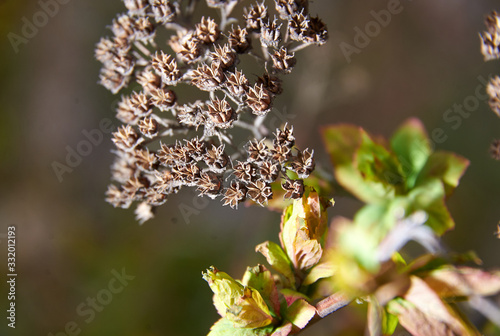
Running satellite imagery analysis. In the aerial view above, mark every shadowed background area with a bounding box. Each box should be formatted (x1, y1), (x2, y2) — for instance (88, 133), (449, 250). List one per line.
(0, 0), (499, 335)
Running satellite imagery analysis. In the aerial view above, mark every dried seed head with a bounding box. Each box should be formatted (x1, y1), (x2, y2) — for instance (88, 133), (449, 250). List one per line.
(124, 0), (149, 16)
(195, 17), (220, 44)
(206, 0), (233, 8)
(490, 139), (500, 160)
(225, 69), (249, 96)
(137, 67), (162, 93)
(135, 202), (155, 224)
(130, 91), (152, 117)
(257, 73), (282, 95)
(211, 44), (238, 69)
(144, 187), (168, 206)
(112, 125), (140, 152)
(247, 139), (269, 163)
(246, 84), (272, 115)
(191, 63), (225, 91)
(111, 14), (135, 40)
(275, 0), (308, 19)
(281, 178), (304, 199)
(106, 184), (133, 208)
(259, 160), (280, 182)
(150, 0), (177, 24)
(184, 137), (207, 160)
(228, 26), (252, 53)
(244, 1), (268, 31)
(123, 175), (150, 198)
(151, 51), (181, 85)
(233, 161), (256, 183)
(260, 17), (282, 48)
(481, 12), (500, 61)
(138, 117), (159, 138)
(222, 181), (247, 209)
(176, 101), (206, 127)
(303, 16), (328, 45)
(271, 47), (296, 74)
(172, 163), (201, 185)
(290, 148), (315, 178)
(288, 11), (309, 41)
(207, 97), (234, 128)
(271, 143), (291, 164)
(247, 180), (272, 206)
(197, 171), (223, 198)
(116, 95), (140, 124)
(178, 34), (204, 64)
(132, 17), (156, 42)
(205, 144), (229, 172)
(95, 37), (116, 64)
(110, 53), (135, 76)
(150, 88), (176, 111)
(99, 66), (130, 94)
(111, 151), (136, 184)
(274, 124), (295, 148)
(487, 77), (500, 117)
(134, 148), (158, 171)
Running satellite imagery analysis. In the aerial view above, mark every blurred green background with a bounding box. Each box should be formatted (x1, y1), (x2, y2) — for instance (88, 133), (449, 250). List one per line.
(0, 0), (499, 335)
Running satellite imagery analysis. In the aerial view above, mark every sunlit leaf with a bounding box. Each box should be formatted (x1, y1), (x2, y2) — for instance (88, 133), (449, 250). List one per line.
(208, 318), (274, 336)
(242, 265), (281, 316)
(302, 262), (336, 286)
(283, 299), (317, 329)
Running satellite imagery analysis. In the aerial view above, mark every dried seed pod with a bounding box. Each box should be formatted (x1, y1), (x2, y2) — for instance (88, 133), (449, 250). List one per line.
(184, 137), (207, 160)
(303, 16), (328, 45)
(228, 26), (252, 53)
(233, 161), (256, 183)
(150, 0), (177, 24)
(95, 37), (116, 64)
(207, 97), (234, 129)
(281, 178), (304, 200)
(176, 101), (206, 127)
(205, 144), (229, 172)
(487, 77), (500, 117)
(134, 148), (158, 171)
(288, 11), (309, 41)
(135, 202), (155, 224)
(270, 143), (291, 164)
(222, 181), (247, 209)
(99, 66), (130, 94)
(271, 47), (296, 74)
(116, 95), (140, 124)
(244, 1), (268, 32)
(289, 148), (315, 178)
(247, 180), (272, 206)
(247, 139), (269, 163)
(246, 84), (272, 115)
(144, 187), (168, 206)
(195, 17), (220, 44)
(133, 17), (156, 42)
(106, 184), (133, 208)
(151, 51), (181, 85)
(275, 0), (308, 19)
(111, 14), (135, 40)
(259, 160), (280, 183)
(137, 67), (162, 93)
(491, 139), (500, 160)
(150, 88), (176, 111)
(191, 63), (225, 91)
(172, 163), (201, 185)
(124, 0), (149, 16)
(225, 70), (249, 97)
(130, 91), (152, 117)
(178, 34), (204, 64)
(260, 17), (281, 48)
(123, 176), (150, 198)
(257, 73), (282, 95)
(274, 124), (295, 148)
(112, 125), (140, 152)
(197, 171), (223, 198)
(138, 117), (159, 138)
(481, 11), (500, 61)
(211, 44), (238, 69)
(111, 150), (137, 184)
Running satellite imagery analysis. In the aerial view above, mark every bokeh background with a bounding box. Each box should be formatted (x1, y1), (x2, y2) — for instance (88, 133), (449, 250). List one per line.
(1, 0), (500, 335)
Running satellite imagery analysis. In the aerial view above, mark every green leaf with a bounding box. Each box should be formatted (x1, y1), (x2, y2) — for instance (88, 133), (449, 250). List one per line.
(415, 151), (469, 197)
(280, 288), (310, 307)
(390, 118), (432, 190)
(302, 262), (336, 286)
(367, 298), (398, 336)
(208, 318), (274, 336)
(255, 241), (295, 287)
(242, 265), (281, 317)
(283, 299), (317, 329)
(322, 125), (396, 203)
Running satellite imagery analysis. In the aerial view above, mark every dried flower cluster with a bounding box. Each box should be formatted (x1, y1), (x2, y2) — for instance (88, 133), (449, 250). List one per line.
(96, 0), (327, 222)
(480, 11), (500, 160)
